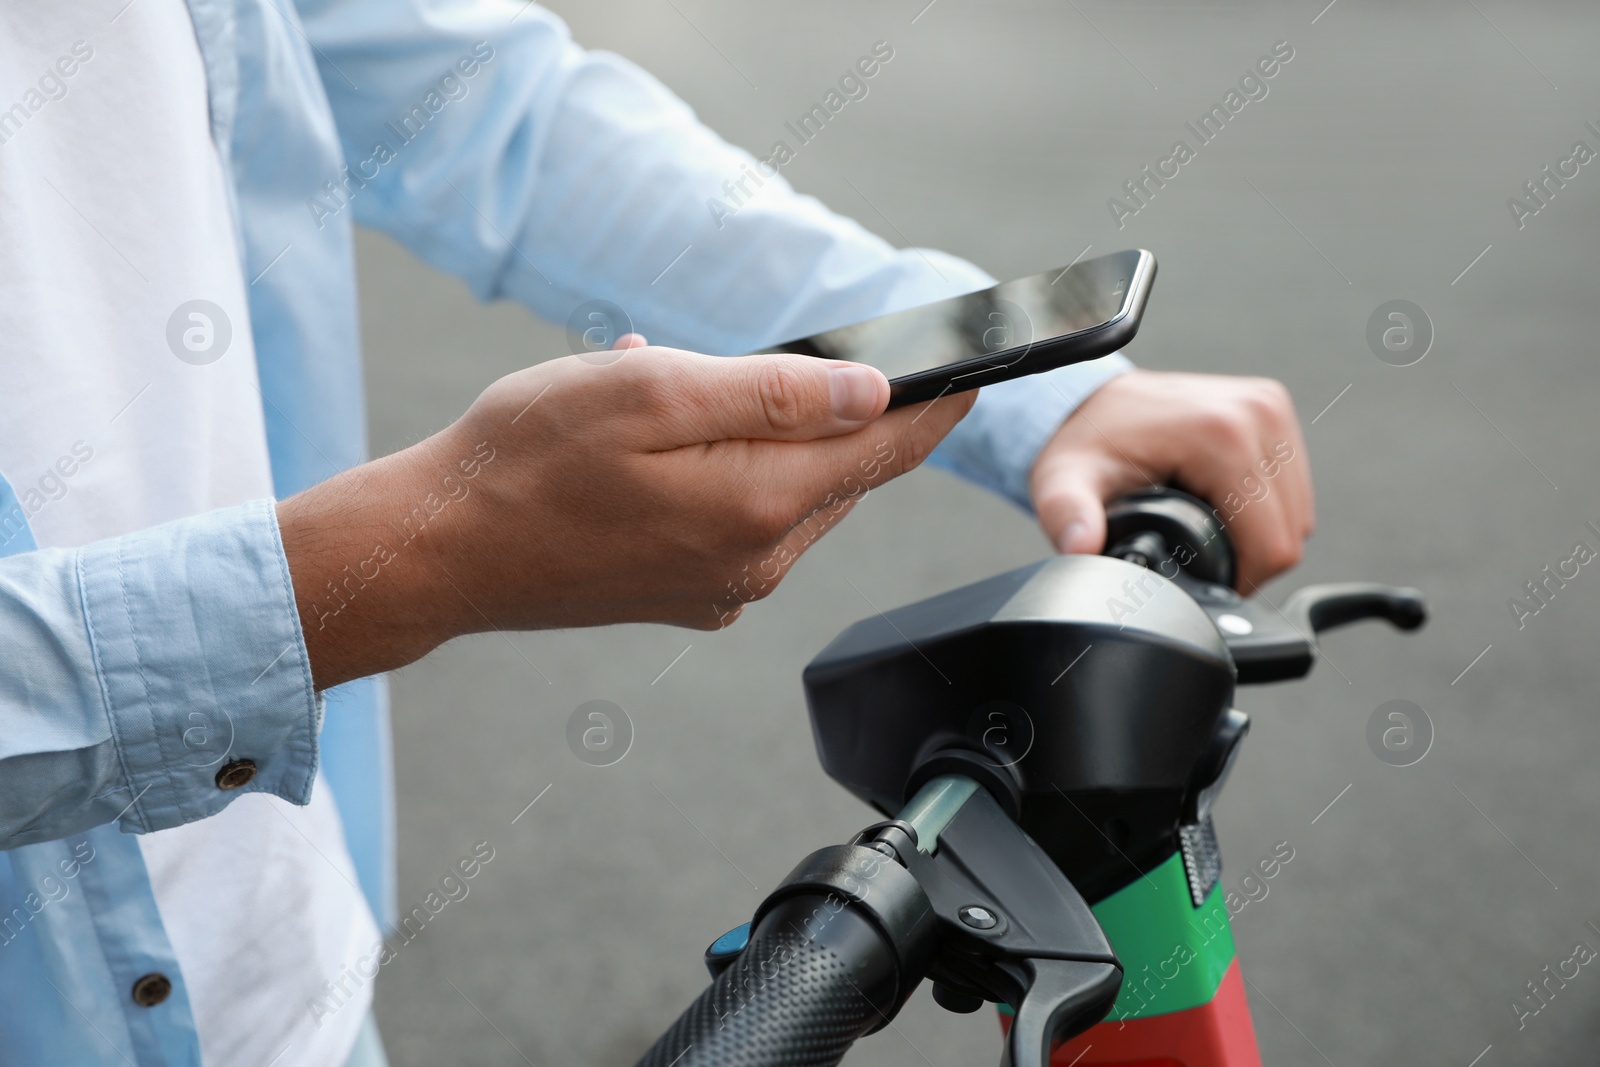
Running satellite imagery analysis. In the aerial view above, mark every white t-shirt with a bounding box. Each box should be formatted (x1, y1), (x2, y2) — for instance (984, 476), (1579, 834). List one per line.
(0, 2), (378, 1063)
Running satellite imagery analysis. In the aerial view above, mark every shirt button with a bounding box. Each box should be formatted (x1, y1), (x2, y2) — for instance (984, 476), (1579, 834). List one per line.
(214, 759), (257, 790)
(131, 973), (172, 1007)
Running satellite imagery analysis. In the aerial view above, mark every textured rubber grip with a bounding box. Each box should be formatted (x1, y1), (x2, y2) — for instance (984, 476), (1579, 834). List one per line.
(635, 902), (897, 1067)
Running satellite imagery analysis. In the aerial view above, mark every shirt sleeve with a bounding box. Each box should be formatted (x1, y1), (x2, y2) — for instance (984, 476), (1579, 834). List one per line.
(295, 0), (1131, 509)
(0, 500), (321, 849)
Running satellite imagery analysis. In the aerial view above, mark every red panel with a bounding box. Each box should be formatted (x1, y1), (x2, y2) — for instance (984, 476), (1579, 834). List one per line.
(999, 958), (1262, 1067)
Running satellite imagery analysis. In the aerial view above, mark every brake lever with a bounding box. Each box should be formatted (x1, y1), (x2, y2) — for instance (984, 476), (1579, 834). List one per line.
(1285, 581), (1428, 634)
(1177, 575), (1427, 684)
(997, 958), (1128, 1067)
(894, 784), (1122, 1067)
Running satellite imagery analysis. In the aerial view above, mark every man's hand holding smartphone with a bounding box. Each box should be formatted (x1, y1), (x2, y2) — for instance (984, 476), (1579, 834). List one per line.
(276, 343), (974, 690)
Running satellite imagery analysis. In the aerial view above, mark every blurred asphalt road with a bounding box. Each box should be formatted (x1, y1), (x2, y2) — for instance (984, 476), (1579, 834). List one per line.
(358, 2), (1600, 1063)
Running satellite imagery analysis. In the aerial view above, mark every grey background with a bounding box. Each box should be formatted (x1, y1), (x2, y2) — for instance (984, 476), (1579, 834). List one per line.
(358, 2), (1600, 1064)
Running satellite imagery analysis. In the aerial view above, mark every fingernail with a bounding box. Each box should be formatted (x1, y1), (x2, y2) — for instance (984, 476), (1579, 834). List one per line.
(829, 366), (881, 421)
(1058, 521), (1088, 554)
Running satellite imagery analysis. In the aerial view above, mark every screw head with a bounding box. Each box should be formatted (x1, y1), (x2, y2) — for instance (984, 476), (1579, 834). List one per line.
(958, 905), (998, 930)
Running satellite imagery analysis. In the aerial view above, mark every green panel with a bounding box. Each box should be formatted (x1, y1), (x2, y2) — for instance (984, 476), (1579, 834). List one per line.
(1092, 851), (1236, 1021)
(994, 851), (1236, 1022)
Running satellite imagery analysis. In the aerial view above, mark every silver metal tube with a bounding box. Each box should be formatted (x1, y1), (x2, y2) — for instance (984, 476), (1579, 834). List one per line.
(895, 774), (980, 854)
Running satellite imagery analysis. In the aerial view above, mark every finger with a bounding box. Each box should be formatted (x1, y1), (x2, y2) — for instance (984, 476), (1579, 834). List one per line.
(1189, 450), (1302, 589)
(782, 385), (978, 492)
(1253, 382), (1314, 546)
(1036, 443), (1167, 555)
(1031, 447), (1121, 554)
(772, 389), (979, 561)
(613, 332), (649, 350)
(1281, 413), (1315, 539)
(1234, 493), (1299, 588)
(658, 390), (977, 629)
(1231, 415), (1312, 586)
(1036, 482), (1108, 555)
(1272, 437), (1312, 544)
(647, 349), (891, 445)
(1247, 382), (1313, 545)
(673, 387), (977, 548)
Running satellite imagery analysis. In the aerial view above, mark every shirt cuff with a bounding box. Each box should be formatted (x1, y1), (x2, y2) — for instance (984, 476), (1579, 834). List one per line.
(78, 499), (322, 833)
(929, 353), (1135, 511)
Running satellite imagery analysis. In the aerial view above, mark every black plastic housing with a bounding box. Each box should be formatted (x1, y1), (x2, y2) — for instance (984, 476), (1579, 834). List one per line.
(803, 554), (1235, 901)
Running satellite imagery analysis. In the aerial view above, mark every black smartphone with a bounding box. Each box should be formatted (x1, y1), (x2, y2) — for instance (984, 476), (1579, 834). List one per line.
(759, 248), (1155, 409)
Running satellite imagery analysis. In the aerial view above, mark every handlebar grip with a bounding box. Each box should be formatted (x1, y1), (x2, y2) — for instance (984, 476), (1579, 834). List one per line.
(1104, 487), (1237, 588)
(634, 896), (902, 1067)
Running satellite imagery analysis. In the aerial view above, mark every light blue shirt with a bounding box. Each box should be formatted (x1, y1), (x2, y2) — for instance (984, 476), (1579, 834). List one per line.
(0, 1), (1129, 1061)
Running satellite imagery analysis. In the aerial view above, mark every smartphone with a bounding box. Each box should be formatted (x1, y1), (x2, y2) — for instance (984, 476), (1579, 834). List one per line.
(759, 248), (1156, 408)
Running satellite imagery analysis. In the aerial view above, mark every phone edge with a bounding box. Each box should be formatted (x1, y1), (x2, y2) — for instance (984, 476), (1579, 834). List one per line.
(884, 249), (1157, 409)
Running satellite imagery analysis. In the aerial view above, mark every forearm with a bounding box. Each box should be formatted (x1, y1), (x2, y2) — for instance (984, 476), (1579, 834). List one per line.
(299, 3), (990, 350)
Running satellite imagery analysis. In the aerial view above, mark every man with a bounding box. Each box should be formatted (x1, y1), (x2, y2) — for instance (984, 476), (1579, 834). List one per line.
(0, 1), (1312, 1064)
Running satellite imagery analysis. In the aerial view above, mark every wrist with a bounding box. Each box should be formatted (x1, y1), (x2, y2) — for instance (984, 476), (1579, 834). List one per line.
(277, 433), (472, 689)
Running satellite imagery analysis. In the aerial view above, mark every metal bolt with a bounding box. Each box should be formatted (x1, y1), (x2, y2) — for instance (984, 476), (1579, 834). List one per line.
(958, 905), (998, 930)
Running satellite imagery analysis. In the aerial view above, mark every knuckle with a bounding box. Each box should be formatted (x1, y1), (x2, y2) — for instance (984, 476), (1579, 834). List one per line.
(1244, 378), (1293, 422)
(588, 359), (665, 427)
(1263, 378), (1294, 406)
(1197, 405), (1254, 455)
(754, 362), (809, 434)
(628, 358), (678, 414)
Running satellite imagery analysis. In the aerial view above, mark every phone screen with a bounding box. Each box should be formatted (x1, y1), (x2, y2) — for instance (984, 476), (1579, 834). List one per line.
(766, 249), (1144, 381)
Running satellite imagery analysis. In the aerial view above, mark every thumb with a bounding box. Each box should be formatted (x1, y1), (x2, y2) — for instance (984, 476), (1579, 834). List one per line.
(655, 350), (890, 445)
(1033, 473), (1109, 556)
